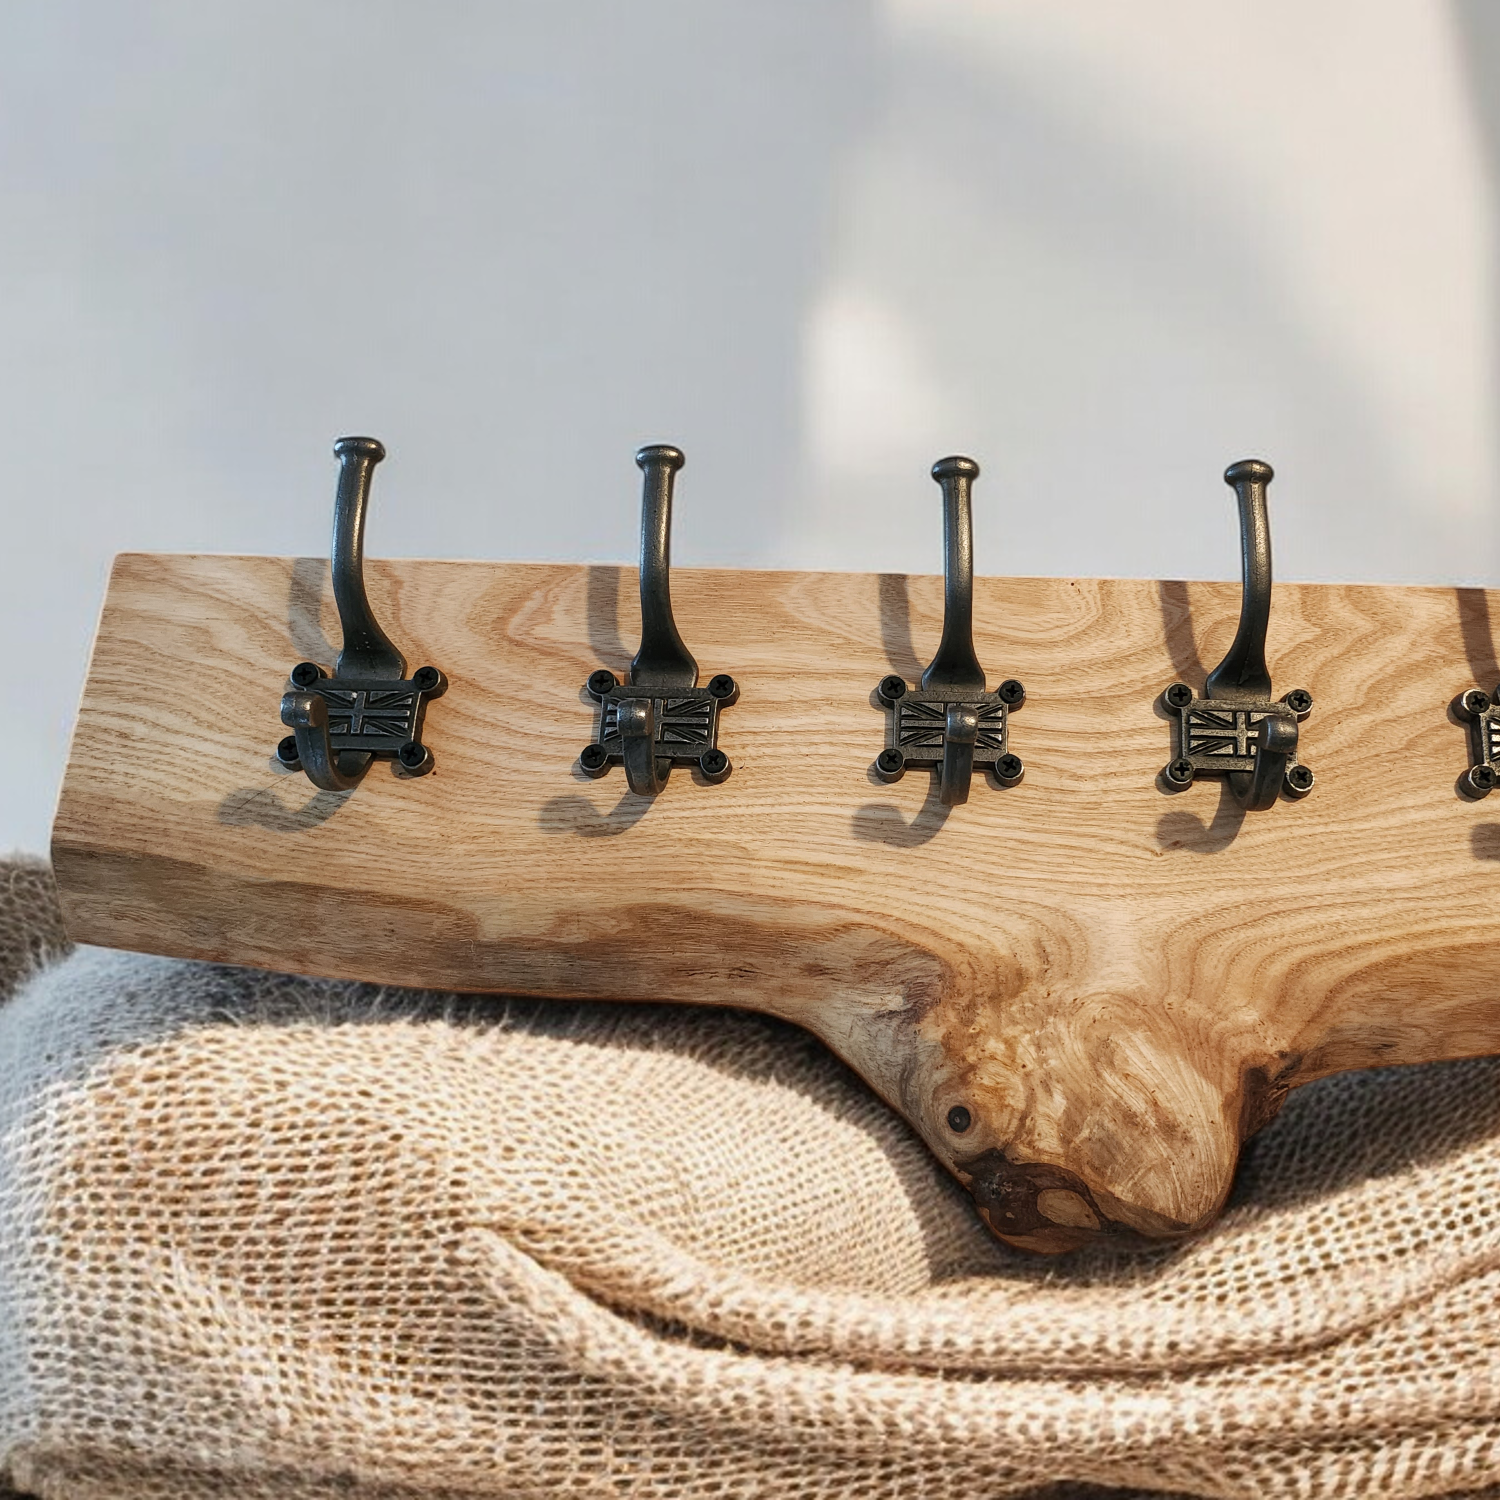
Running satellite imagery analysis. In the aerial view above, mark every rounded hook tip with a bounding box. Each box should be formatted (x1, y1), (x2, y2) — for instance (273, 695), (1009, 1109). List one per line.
(932, 454), (980, 482)
(1224, 458), (1273, 487)
(334, 436), (387, 464)
(636, 444), (685, 472)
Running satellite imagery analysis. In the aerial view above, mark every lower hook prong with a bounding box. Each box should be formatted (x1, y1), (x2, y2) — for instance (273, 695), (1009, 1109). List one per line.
(939, 703), (979, 806)
(1233, 710), (1298, 812)
(280, 691), (371, 792)
(618, 697), (669, 796)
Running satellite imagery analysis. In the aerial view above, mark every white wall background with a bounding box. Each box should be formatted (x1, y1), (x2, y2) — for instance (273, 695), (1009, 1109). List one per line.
(2, 0), (1499, 853)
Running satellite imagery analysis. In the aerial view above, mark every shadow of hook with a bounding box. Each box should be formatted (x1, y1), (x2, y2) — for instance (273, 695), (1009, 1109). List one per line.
(1155, 779), (1248, 853)
(1157, 578), (1209, 685)
(851, 764), (955, 848)
(217, 777), (354, 832)
(877, 572), (922, 681)
(1456, 587), (1500, 695)
(538, 788), (659, 837)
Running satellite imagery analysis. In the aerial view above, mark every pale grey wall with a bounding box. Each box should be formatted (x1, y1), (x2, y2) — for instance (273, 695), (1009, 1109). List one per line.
(1, 1), (1497, 852)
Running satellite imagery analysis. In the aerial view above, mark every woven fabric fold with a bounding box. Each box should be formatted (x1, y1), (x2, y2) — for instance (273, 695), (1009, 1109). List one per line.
(0, 865), (1498, 1498)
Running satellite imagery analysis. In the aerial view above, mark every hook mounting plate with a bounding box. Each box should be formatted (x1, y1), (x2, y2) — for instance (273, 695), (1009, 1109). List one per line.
(580, 669), (738, 792)
(874, 675), (1024, 797)
(278, 662), (448, 784)
(1161, 684), (1314, 799)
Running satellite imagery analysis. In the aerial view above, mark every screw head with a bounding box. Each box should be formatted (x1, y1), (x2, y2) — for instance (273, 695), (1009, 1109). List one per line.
(1462, 688), (1492, 720)
(1166, 758), (1195, 786)
(579, 742), (609, 777)
(412, 665), (445, 694)
(397, 740), (432, 775)
(996, 753), (1024, 785)
(1468, 764), (1497, 797)
(1165, 683), (1194, 709)
(1285, 764), (1315, 795)
(276, 735), (300, 766)
(998, 678), (1025, 706)
(878, 675), (907, 704)
(698, 746), (731, 782)
(1284, 688), (1313, 715)
(290, 661), (324, 689)
(875, 747), (906, 781)
(586, 669), (618, 699)
(708, 673), (737, 701)
(947, 1104), (972, 1133)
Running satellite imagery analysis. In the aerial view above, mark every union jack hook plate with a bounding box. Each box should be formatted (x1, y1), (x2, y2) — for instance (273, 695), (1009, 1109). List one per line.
(1161, 682), (1314, 796)
(872, 674), (1025, 805)
(579, 669), (739, 794)
(277, 661), (448, 782)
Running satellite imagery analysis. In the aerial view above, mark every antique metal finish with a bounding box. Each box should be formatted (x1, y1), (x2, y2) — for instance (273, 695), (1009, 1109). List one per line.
(580, 446), (738, 795)
(630, 445), (699, 691)
(1160, 460), (1312, 809)
(1454, 687), (1500, 797)
(874, 456), (1024, 806)
(277, 437), (447, 791)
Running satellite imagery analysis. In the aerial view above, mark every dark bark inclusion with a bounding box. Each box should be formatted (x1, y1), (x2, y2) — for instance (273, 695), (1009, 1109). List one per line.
(955, 1148), (1135, 1240)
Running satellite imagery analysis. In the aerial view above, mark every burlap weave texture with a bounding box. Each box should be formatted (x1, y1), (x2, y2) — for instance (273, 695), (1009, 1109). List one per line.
(0, 860), (1498, 1499)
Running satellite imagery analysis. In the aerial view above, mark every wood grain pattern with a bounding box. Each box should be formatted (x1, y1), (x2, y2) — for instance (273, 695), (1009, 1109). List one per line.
(51, 553), (1500, 1252)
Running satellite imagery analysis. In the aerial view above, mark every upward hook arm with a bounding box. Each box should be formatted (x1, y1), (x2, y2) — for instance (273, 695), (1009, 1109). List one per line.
(330, 437), (407, 681)
(630, 445), (698, 691)
(922, 456), (987, 692)
(1204, 459), (1274, 703)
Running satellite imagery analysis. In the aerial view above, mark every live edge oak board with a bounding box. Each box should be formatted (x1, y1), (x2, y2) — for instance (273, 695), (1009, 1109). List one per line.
(52, 554), (1500, 1253)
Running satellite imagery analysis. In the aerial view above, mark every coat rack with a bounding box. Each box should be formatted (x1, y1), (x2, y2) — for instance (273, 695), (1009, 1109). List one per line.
(48, 437), (1500, 1257)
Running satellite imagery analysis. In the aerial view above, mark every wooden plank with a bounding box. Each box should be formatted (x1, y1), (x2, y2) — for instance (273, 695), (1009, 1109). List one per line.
(51, 553), (1500, 1252)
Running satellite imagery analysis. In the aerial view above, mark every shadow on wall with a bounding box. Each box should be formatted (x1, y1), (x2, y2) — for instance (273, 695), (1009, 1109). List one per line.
(794, 8), (1482, 584)
(1453, 0), (1500, 582)
(1453, 0), (1500, 230)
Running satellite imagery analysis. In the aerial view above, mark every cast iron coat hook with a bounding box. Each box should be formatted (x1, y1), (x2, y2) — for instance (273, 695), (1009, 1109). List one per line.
(276, 437), (447, 791)
(1160, 460), (1312, 809)
(580, 446), (738, 796)
(873, 456), (1024, 806)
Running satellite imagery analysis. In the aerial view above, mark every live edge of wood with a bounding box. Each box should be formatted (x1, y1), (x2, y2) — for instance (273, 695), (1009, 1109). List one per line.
(52, 553), (1500, 1252)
